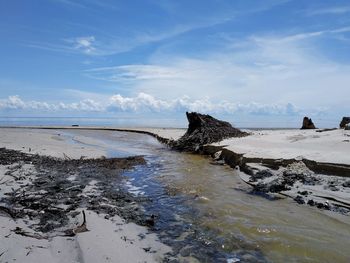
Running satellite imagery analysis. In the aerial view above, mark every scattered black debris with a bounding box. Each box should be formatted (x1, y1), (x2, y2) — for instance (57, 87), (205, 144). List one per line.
(297, 190), (309, 196)
(143, 247), (151, 252)
(0, 147), (149, 236)
(294, 195), (305, 204)
(343, 181), (350, 188)
(307, 199), (315, 206)
(253, 178), (291, 193)
(250, 170), (274, 182)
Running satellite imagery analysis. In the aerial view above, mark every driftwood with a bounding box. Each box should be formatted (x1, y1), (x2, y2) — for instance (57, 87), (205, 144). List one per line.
(316, 128), (337, 133)
(10, 211), (89, 239)
(0, 175), (6, 183)
(73, 210), (88, 234)
(63, 210), (88, 236)
(13, 227), (48, 240)
(63, 153), (72, 160)
(171, 112), (247, 152)
(0, 206), (17, 219)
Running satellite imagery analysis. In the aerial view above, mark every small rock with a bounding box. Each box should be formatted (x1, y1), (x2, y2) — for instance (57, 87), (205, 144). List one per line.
(316, 202), (324, 209)
(298, 190), (308, 196)
(328, 185), (339, 191)
(253, 170), (274, 180)
(294, 195), (305, 204)
(307, 199), (315, 206)
(342, 181), (350, 188)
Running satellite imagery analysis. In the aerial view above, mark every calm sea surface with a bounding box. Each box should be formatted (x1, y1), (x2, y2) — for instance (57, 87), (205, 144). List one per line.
(0, 117), (184, 128)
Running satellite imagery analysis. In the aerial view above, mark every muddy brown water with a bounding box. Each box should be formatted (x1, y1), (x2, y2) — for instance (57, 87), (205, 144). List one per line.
(65, 130), (350, 262)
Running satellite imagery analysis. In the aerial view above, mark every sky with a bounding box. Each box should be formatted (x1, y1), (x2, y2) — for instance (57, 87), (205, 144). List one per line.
(0, 0), (350, 127)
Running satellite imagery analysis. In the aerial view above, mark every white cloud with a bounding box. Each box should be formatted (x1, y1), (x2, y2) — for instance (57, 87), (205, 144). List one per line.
(85, 27), (350, 110)
(0, 95), (103, 112)
(0, 93), (300, 117)
(0, 96), (26, 109)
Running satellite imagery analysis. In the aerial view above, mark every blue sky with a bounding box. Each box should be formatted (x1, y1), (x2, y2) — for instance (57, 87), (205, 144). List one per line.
(1, 0), (350, 127)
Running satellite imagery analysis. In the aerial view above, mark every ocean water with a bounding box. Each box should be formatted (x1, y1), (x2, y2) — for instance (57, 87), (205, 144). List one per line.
(0, 116), (339, 129)
(0, 117), (185, 128)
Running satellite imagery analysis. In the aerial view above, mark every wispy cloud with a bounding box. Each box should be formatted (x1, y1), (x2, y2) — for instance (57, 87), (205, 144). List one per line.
(68, 36), (96, 54)
(84, 65), (187, 82)
(50, 0), (87, 9)
(306, 6), (350, 16)
(84, 27), (350, 110)
(25, 0), (291, 57)
(249, 26), (350, 45)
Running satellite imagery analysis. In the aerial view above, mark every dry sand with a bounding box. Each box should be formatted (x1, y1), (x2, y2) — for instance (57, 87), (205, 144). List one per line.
(123, 127), (350, 166)
(0, 128), (107, 159)
(212, 128), (350, 165)
(0, 128), (170, 263)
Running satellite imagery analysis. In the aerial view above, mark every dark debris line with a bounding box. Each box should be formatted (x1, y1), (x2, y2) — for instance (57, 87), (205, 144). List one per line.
(0, 147), (152, 234)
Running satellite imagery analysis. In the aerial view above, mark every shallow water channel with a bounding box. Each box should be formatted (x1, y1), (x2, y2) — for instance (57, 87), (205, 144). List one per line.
(66, 130), (350, 262)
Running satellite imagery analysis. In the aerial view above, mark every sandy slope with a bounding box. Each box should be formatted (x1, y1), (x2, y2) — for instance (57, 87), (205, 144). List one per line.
(0, 128), (170, 263)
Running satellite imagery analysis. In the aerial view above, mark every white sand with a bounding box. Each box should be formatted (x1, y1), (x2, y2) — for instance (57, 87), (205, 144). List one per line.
(119, 127), (349, 165)
(0, 128), (170, 263)
(0, 211), (170, 263)
(0, 128), (107, 159)
(212, 129), (350, 165)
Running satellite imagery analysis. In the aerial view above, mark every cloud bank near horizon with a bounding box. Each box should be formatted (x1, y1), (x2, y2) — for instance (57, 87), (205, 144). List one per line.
(0, 93), (301, 117)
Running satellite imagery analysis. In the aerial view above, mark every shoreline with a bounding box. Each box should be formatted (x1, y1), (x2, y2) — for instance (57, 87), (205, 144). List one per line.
(2, 125), (349, 172)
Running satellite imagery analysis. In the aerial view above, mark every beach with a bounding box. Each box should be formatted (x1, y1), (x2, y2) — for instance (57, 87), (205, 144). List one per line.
(0, 128), (170, 263)
(0, 127), (350, 262)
